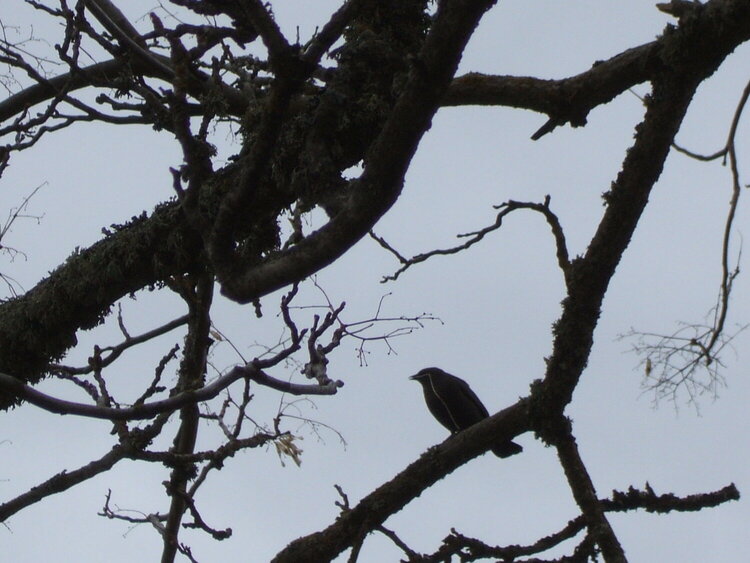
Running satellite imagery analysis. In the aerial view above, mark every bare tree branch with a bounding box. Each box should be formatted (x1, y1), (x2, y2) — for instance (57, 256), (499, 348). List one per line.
(0, 363), (343, 421)
(161, 274), (214, 563)
(552, 419), (626, 562)
(0, 2), (748, 559)
(49, 314), (189, 376)
(375, 195), (571, 285)
(625, 77), (750, 404)
(442, 39), (660, 138)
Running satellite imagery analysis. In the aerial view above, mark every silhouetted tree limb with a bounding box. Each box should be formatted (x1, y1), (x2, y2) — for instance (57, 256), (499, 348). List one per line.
(272, 398), (532, 563)
(49, 314), (189, 376)
(625, 77), (750, 404)
(0, 0), (746, 412)
(443, 39), (660, 139)
(160, 274), (213, 563)
(0, 358), (344, 420)
(415, 483), (738, 562)
(0, 409), (172, 521)
(273, 2), (750, 559)
(375, 195), (570, 286)
(552, 419), (626, 562)
(0, 442), (128, 522)
(0, 0), (748, 560)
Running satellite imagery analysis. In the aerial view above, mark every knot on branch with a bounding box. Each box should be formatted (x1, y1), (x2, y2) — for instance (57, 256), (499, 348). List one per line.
(302, 353), (332, 385)
(527, 378), (569, 446)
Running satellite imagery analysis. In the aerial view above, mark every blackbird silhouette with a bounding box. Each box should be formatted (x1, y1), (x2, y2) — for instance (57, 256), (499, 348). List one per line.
(410, 367), (522, 458)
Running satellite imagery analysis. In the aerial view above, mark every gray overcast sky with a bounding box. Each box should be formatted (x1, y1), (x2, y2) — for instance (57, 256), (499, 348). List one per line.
(2, 1), (749, 561)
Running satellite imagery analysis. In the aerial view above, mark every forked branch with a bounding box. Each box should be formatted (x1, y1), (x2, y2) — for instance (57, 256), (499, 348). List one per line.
(374, 195), (570, 285)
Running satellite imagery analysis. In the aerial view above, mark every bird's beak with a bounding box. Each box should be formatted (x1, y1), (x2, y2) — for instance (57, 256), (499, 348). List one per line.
(408, 374), (418, 380)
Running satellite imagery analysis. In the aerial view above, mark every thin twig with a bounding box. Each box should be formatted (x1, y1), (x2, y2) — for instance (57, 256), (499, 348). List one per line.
(375, 196), (570, 285)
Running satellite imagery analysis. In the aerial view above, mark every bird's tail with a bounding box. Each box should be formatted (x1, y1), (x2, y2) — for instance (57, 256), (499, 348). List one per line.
(492, 440), (523, 458)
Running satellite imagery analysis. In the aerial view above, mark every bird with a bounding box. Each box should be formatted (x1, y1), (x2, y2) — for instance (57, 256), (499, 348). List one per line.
(409, 367), (522, 458)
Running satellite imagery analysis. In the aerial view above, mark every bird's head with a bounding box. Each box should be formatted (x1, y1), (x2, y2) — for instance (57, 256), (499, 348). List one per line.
(409, 367), (445, 382)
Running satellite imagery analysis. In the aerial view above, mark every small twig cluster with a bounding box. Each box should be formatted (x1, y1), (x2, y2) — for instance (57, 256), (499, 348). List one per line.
(624, 77), (750, 406)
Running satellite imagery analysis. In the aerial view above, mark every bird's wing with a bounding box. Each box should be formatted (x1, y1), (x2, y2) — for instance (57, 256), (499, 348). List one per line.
(455, 377), (490, 420)
(424, 376), (462, 432)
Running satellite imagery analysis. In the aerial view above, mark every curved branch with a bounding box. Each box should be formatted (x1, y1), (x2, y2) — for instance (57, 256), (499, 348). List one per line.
(0, 365), (343, 421)
(217, 0), (501, 303)
(0, 58), (155, 125)
(705, 79), (749, 355)
(375, 195), (570, 285)
(84, 0), (175, 78)
(0, 56), (248, 130)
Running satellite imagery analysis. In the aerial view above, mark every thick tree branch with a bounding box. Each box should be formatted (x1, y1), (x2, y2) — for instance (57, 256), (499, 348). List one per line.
(236, 0), (293, 73)
(84, 0), (175, 78)
(0, 203), (200, 409)
(301, 0), (363, 64)
(536, 0), (750, 415)
(443, 40), (660, 138)
(272, 398), (530, 562)
(217, 0), (501, 303)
